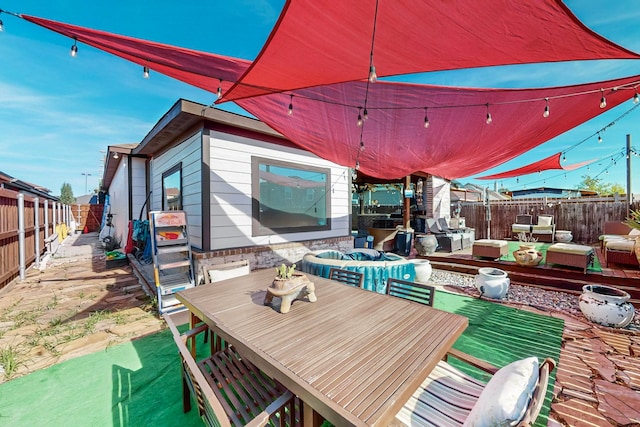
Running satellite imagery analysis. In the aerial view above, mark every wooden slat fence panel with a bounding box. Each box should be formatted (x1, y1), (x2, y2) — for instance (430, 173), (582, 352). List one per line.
(458, 197), (639, 244)
(0, 188), (20, 289)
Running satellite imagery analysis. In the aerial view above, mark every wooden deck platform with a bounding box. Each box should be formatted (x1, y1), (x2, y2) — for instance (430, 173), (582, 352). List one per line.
(420, 243), (640, 303)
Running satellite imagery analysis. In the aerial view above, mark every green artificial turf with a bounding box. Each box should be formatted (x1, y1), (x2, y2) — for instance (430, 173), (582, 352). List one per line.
(434, 291), (564, 427)
(500, 241), (602, 272)
(0, 292), (564, 427)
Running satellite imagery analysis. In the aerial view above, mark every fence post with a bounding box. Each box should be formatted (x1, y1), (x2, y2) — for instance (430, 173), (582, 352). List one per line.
(44, 199), (49, 241)
(34, 196), (40, 268)
(18, 193), (26, 281)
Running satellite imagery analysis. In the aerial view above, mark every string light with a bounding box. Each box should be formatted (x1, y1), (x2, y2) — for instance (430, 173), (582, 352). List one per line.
(597, 132), (602, 143)
(543, 98), (550, 118)
(143, 66), (150, 79)
(363, 108), (369, 120)
(357, 107), (363, 127)
(288, 94), (293, 116)
(599, 88), (607, 109)
(368, 65), (377, 83)
(423, 107), (430, 129)
(217, 80), (223, 100)
(355, 160), (360, 170)
(0, 17), (4, 32)
(359, 140), (365, 151)
(70, 37), (78, 57)
(485, 104), (492, 124)
(634, 88), (639, 104)
(562, 153), (566, 162)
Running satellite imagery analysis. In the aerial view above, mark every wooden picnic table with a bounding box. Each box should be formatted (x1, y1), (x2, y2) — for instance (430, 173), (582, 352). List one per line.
(177, 268), (468, 427)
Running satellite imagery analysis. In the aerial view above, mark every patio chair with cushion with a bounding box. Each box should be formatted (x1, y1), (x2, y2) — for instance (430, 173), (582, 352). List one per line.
(511, 214), (533, 239)
(532, 214), (556, 243)
(395, 349), (556, 427)
(386, 278), (435, 306)
(437, 218), (474, 249)
(164, 314), (301, 427)
(329, 267), (364, 288)
(427, 218), (463, 252)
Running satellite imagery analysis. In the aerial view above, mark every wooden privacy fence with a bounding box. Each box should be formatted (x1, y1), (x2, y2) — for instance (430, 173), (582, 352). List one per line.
(458, 197), (639, 244)
(71, 203), (104, 232)
(0, 188), (73, 291)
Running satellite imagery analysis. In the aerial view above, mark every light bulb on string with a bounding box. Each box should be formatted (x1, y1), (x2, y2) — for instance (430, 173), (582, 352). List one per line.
(355, 160), (360, 171)
(543, 98), (550, 118)
(143, 66), (150, 79)
(485, 104), (492, 124)
(562, 153), (566, 162)
(599, 88), (607, 109)
(368, 65), (377, 83)
(598, 133), (602, 143)
(359, 140), (365, 152)
(634, 88), (639, 104)
(357, 108), (363, 127)
(216, 80), (223, 100)
(0, 18), (4, 32)
(423, 108), (430, 129)
(363, 108), (368, 121)
(288, 95), (293, 116)
(70, 38), (78, 57)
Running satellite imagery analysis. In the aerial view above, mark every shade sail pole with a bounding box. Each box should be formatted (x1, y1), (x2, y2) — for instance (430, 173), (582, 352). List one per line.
(627, 134), (632, 217)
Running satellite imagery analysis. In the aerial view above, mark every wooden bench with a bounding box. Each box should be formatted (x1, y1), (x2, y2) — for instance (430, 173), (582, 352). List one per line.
(164, 314), (301, 427)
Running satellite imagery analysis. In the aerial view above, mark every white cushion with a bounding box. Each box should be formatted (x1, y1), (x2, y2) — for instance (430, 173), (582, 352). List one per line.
(537, 216), (552, 226)
(630, 228), (640, 236)
(462, 357), (539, 427)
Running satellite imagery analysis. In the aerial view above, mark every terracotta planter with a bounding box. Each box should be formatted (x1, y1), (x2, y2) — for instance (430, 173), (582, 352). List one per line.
(513, 248), (543, 267)
(475, 267), (510, 299)
(579, 284), (635, 328)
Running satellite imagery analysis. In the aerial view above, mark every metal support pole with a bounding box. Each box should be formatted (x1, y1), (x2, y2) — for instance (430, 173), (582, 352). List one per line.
(44, 199), (49, 241)
(627, 134), (632, 216)
(34, 197), (40, 268)
(18, 193), (26, 280)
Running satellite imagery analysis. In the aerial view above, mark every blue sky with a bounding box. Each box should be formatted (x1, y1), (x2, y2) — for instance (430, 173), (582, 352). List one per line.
(1, 1), (639, 197)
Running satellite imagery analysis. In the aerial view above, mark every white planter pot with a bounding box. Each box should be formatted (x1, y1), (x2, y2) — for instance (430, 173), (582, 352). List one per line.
(475, 267), (510, 299)
(555, 231), (572, 243)
(410, 259), (432, 283)
(579, 285), (635, 328)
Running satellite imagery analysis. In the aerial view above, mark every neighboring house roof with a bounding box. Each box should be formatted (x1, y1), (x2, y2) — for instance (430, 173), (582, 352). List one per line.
(507, 187), (599, 198)
(0, 170), (58, 200)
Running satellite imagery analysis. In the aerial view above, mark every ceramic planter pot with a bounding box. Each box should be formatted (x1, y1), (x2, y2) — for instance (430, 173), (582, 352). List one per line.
(409, 259), (432, 283)
(555, 231), (573, 243)
(475, 267), (510, 299)
(579, 285), (635, 328)
(414, 234), (438, 255)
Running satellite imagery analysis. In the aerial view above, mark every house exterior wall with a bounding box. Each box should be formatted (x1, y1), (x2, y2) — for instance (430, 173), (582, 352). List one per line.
(150, 132), (203, 249)
(204, 129), (351, 264)
(131, 157), (148, 221)
(426, 175), (451, 219)
(105, 156), (148, 247)
(107, 158), (130, 245)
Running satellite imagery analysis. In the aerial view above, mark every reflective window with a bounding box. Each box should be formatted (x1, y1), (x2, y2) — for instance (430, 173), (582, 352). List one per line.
(252, 157), (331, 235)
(162, 163), (182, 211)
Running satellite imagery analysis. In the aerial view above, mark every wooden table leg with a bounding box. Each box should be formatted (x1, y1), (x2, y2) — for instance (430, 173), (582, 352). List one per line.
(302, 402), (324, 427)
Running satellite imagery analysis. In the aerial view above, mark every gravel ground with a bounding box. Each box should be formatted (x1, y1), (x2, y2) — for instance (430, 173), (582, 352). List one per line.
(430, 269), (640, 331)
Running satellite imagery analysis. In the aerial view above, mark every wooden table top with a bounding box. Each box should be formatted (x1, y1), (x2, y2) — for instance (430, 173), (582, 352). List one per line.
(177, 268), (468, 427)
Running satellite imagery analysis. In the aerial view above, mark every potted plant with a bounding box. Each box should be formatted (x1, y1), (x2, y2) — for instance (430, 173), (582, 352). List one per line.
(517, 232), (538, 250)
(272, 263), (308, 290)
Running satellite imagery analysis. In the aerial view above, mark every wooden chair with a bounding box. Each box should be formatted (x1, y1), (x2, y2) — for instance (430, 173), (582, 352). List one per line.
(164, 314), (301, 427)
(394, 349), (556, 427)
(532, 214), (555, 243)
(386, 278), (435, 306)
(200, 259), (250, 285)
(329, 267), (364, 288)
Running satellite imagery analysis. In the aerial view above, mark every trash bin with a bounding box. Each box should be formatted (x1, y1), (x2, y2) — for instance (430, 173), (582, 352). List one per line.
(394, 230), (413, 256)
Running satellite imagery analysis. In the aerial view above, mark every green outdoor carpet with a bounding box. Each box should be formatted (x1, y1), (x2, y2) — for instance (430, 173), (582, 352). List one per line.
(434, 291), (564, 427)
(500, 241), (602, 272)
(0, 293), (564, 427)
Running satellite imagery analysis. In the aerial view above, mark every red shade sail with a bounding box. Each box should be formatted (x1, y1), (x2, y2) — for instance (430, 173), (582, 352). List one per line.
(18, 12), (640, 180)
(223, 0), (640, 102)
(475, 152), (595, 180)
